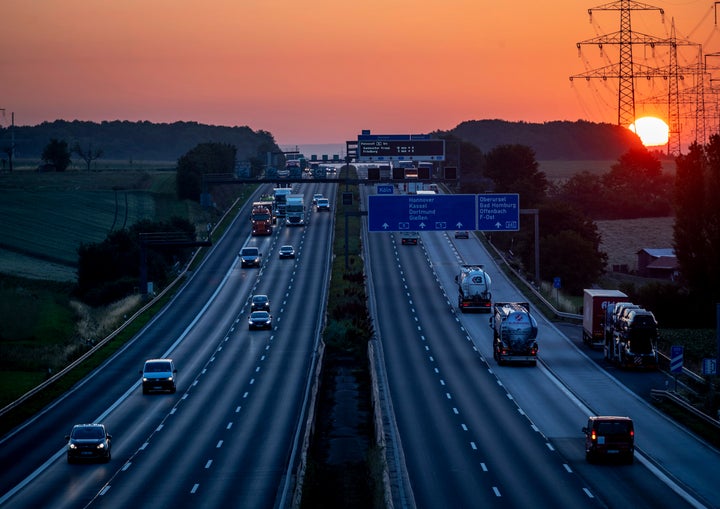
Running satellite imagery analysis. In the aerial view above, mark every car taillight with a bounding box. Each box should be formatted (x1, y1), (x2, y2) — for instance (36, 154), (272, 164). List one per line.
(629, 430), (634, 438)
(591, 430), (597, 441)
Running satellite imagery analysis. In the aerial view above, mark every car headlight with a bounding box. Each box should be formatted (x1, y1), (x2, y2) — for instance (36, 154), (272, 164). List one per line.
(69, 443), (77, 449)
(97, 443), (106, 450)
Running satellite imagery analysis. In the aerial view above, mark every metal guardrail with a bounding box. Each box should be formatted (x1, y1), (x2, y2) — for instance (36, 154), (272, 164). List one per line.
(650, 389), (720, 430)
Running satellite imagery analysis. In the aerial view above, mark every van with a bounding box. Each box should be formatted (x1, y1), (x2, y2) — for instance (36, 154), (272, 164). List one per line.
(582, 416), (634, 464)
(239, 246), (262, 268)
(141, 358), (177, 394)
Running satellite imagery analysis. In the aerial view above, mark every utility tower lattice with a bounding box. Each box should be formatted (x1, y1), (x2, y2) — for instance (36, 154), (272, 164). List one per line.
(570, 1), (666, 129)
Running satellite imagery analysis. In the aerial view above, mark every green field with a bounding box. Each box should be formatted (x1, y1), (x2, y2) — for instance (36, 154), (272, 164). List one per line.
(0, 169), (207, 280)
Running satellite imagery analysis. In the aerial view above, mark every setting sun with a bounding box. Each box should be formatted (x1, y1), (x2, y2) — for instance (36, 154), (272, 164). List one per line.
(630, 117), (669, 147)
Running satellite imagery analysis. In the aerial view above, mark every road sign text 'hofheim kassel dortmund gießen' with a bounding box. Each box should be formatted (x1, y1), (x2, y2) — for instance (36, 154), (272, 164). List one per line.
(368, 194), (519, 232)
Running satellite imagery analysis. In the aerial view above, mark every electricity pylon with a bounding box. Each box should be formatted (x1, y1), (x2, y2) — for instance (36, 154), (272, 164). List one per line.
(570, 1), (667, 128)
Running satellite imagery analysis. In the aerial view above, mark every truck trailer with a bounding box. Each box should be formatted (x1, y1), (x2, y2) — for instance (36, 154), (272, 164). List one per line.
(455, 264), (492, 312)
(605, 307), (659, 369)
(273, 188), (292, 218)
(490, 302), (538, 365)
(582, 289), (628, 348)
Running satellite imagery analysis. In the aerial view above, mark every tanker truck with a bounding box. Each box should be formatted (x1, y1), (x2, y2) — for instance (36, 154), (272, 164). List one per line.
(489, 302), (538, 365)
(455, 264), (492, 312)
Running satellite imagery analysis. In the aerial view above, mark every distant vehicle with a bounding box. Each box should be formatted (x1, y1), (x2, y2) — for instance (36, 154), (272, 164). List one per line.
(454, 230), (469, 239)
(582, 416), (634, 464)
(278, 245), (296, 259)
(312, 193), (323, 205)
(274, 188), (292, 218)
(140, 358), (177, 394)
(285, 194), (306, 226)
(251, 294), (270, 311)
(66, 423), (112, 463)
(248, 310), (273, 330)
(315, 198), (330, 211)
(251, 201), (274, 235)
(239, 246), (262, 268)
(400, 231), (419, 245)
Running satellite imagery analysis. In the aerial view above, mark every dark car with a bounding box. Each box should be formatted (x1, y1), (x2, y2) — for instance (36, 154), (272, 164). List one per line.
(454, 230), (470, 239)
(66, 423), (112, 463)
(582, 415), (634, 464)
(278, 245), (295, 259)
(251, 294), (270, 311)
(401, 232), (419, 245)
(239, 246), (262, 268)
(248, 310), (273, 330)
(140, 358), (177, 394)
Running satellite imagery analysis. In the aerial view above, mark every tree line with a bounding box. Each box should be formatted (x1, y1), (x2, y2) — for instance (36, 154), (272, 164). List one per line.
(0, 119), (279, 168)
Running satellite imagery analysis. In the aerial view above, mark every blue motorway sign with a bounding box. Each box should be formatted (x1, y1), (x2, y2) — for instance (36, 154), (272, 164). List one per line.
(376, 184), (394, 195)
(369, 193), (520, 232)
(368, 194), (476, 231)
(477, 193), (520, 231)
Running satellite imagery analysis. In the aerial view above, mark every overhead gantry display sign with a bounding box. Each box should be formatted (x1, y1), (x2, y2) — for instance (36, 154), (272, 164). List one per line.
(368, 194), (520, 232)
(357, 133), (445, 162)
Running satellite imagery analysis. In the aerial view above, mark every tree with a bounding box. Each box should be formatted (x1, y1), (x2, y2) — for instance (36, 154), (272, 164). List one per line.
(535, 202), (607, 293)
(601, 147), (672, 218)
(484, 144), (548, 207)
(673, 138), (720, 312)
(41, 138), (71, 171)
(176, 142), (237, 201)
(552, 171), (610, 218)
(72, 142), (104, 171)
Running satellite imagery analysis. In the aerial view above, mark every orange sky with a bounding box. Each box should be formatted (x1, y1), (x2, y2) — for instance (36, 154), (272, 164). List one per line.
(1, 0), (716, 146)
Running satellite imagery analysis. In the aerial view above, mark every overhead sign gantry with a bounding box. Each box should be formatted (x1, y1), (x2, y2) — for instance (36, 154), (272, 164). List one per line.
(355, 133), (445, 163)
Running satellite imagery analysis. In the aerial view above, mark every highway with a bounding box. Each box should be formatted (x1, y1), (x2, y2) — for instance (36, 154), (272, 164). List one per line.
(0, 181), (336, 509)
(1, 174), (719, 508)
(363, 182), (719, 508)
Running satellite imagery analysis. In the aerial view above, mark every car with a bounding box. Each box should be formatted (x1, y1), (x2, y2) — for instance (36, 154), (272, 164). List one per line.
(239, 246), (262, 268)
(454, 230), (470, 239)
(140, 358), (177, 394)
(582, 415), (634, 464)
(400, 232), (419, 245)
(66, 423), (112, 463)
(312, 193), (323, 205)
(316, 198), (330, 211)
(251, 294), (270, 311)
(248, 310), (273, 330)
(279, 245), (295, 259)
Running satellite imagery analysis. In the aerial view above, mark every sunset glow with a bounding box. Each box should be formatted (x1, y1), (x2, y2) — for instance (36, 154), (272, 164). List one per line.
(0, 1), (714, 146)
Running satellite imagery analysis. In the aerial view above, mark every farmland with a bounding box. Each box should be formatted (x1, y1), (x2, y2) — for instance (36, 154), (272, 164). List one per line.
(0, 169), (211, 281)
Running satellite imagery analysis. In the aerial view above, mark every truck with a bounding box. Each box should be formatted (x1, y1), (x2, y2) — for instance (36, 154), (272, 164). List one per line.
(489, 302), (538, 365)
(605, 307), (659, 369)
(455, 264), (492, 312)
(285, 194), (306, 226)
(274, 188), (292, 218)
(250, 201), (274, 236)
(582, 289), (628, 348)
